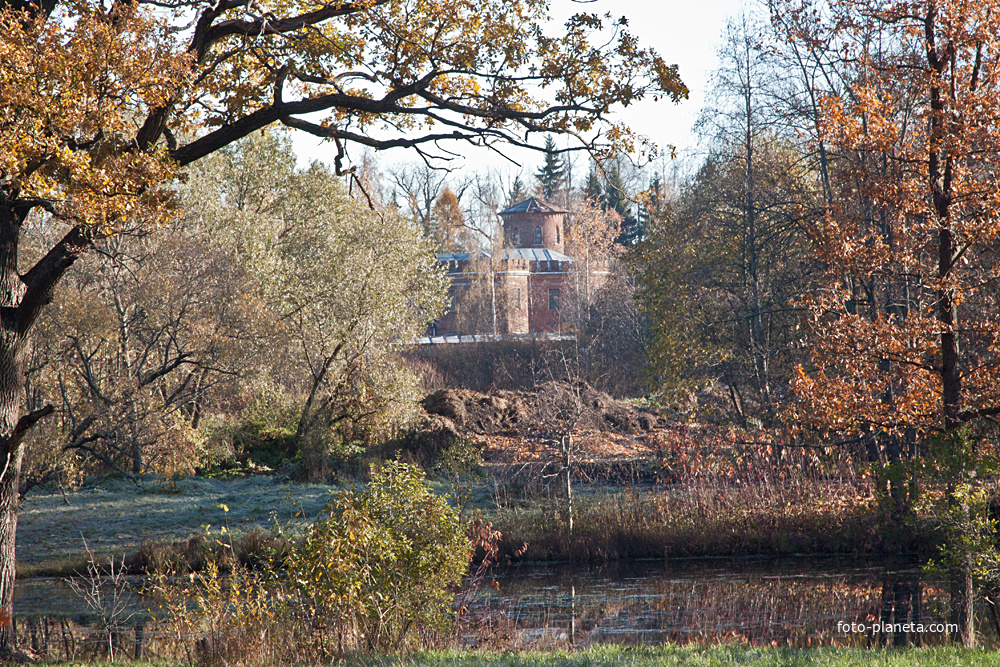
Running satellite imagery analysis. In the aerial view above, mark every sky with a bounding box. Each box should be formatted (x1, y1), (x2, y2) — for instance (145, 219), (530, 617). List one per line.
(290, 0), (750, 182)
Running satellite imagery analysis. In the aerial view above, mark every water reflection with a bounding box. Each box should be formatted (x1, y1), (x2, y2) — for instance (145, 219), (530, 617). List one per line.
(463, 558), (985, 648)
(13, 557), (995, 658)
(14, 576), (153, 660)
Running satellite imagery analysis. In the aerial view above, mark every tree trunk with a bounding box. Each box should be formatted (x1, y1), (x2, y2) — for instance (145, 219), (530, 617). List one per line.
(0, 447), (24, 653)
(111, 285), (144, 474)
(0, 202), (88, 656)
(0, 205), (28, 657)
(562, 435), (573, 535)
(925, 15), (975, 644)
(950, 548), (976, 647)
(743, 66), (768, 402)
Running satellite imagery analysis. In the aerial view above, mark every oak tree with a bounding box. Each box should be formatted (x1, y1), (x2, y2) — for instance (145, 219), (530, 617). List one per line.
(780, 0), (1000, 645)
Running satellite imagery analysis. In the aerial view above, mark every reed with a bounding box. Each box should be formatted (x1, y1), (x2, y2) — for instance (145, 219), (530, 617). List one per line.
(492, 475), (935, 562)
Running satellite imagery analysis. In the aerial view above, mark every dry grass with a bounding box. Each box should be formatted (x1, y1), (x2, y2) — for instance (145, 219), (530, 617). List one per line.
(491, 477), (934, 562)
(19, 425), (940, 574)
(35, 646), (1000, 667)
(484, 425), (936, 562)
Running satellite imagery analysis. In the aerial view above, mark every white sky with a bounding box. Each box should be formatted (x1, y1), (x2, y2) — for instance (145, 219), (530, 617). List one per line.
(291, 0), (750, 182)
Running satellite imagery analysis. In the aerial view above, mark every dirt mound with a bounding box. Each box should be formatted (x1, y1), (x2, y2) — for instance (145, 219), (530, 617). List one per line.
(421, 382), (662, 436)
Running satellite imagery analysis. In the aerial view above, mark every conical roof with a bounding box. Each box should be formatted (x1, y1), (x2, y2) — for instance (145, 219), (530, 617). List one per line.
(499, 197), (569, 215)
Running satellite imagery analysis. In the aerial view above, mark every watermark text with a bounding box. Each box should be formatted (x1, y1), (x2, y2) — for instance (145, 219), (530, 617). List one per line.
(836, 621), (958, 635)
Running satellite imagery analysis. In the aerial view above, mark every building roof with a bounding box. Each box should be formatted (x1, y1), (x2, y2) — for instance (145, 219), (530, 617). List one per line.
(498, 197), (569, 215)
(438, 247), (574, 264)
(415, 332), (577, 345)
(499, 247), (574, 263)
(436, 250), (489, 263)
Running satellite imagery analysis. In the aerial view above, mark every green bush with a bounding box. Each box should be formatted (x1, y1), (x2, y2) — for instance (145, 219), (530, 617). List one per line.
(229, 385), (301, 469)
(154, 462), (470, 663)
(287, 460), (471, 653)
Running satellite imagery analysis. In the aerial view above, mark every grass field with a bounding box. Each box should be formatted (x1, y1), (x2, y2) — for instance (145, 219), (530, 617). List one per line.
(20, 467), (923, 576)
(44, 646), (1000, 667)
(385, 646), (1000, 666)
(16, 477), (997, 662)
(18, 475), (334, 573)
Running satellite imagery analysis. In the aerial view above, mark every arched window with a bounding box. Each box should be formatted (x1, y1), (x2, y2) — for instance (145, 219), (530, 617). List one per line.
(512, 227), (520, 247)
(534, 226), (542, 245)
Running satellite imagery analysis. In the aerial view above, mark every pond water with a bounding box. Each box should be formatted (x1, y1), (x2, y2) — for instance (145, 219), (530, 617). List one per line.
(462, 557), (976, 649)
(11, 556), (993, 658)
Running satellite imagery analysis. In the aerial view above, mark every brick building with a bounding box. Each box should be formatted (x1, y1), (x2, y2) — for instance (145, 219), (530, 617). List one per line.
(429, 197), (607, 337)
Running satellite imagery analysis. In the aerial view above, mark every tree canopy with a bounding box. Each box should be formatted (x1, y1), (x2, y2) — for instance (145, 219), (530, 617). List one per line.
(184, 133), (447, 473)
(783, 0), (1000, 440)
(1, 0), (687, 316)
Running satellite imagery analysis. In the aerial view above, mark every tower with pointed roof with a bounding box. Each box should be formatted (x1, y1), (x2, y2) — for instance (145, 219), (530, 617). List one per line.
(500, 196), (567, 254)
(428, 197), (605, 339)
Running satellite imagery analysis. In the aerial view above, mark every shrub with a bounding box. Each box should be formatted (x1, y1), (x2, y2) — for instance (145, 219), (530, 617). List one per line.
(157, 558), (283, 666)
(191, 383), (299, 474)
(154, 461), (470, 662)
(231, 386), (301, 468)
(286, 460), (471, 653)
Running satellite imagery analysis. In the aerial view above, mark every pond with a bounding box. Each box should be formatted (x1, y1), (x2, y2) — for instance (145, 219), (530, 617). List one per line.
(11, 556), (993, 658)
(462, 557), (976, 649)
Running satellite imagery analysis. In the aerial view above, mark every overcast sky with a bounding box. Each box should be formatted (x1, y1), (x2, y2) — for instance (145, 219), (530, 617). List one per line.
(291, 0), (751, 181)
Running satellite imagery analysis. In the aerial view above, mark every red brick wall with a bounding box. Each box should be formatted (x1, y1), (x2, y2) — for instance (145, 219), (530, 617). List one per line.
(498, 270), (529, 334)
(528, 271), (568, 333)
(502, 211), (565, 254)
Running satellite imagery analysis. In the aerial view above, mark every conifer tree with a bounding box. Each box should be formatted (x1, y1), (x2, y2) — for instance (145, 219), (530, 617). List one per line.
(536, 135), (567, 200)
(604, 168), (641, 244)
(507, 175), (528, 207)
(584, 163), (603, 203)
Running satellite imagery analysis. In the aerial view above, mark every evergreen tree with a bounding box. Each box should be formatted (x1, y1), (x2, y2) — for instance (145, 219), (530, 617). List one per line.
(584, 162), (603, 203)
(604, 167), (641, 244)
(507, 174), (527, 207)
(535, 135), (566, 200)
(637, 172), (665, 236)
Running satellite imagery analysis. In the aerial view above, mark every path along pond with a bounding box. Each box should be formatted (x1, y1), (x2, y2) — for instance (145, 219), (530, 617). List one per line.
(12, 556), (996, 658)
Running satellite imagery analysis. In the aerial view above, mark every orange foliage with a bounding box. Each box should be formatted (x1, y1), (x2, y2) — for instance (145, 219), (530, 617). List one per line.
(0, 1), (190, 233)
(786, 0), (1000, 438)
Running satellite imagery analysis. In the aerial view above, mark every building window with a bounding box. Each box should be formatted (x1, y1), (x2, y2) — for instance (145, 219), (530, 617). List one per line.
(549, 288), (560, 311)
(534, 226), (542, 245)
(556, 225), (561, 244)
(512, 227), (520, 247)
(514, 288), (521, 308)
